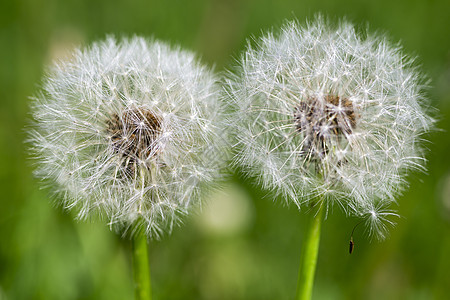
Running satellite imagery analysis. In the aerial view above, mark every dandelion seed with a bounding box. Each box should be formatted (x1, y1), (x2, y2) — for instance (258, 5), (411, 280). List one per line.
(29, 36), (226, 238)
(228, 17), (434, 239)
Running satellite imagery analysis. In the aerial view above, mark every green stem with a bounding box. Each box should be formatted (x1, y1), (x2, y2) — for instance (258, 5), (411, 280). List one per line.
(132, 232), (152, 300)
(295, 203), (324, 300)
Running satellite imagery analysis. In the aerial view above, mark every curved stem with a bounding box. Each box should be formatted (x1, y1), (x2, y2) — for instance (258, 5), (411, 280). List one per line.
(132, 232), (152, 300)
(295, 204), (324, 300)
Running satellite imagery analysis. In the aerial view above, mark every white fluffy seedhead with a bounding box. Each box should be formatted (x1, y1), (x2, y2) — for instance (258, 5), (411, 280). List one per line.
(30, 36), (227, 239)
(228, 18), (434, 239)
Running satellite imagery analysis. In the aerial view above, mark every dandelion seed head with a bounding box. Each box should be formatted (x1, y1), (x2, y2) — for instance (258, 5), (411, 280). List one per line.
(228, 17), (434, 239)
(29, 36), (226, 238)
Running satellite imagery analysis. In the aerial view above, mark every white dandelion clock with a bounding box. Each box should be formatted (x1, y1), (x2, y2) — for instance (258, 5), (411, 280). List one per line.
(228, 17), (434, 300)
(228, 18), (434, 238)
(29, 36), (226, 239)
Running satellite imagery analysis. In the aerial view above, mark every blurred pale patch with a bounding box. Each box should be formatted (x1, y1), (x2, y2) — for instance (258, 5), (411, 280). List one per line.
(438, 172), (450, 220)
(196, 183), (254, 236)
(46, 27), (84, 63)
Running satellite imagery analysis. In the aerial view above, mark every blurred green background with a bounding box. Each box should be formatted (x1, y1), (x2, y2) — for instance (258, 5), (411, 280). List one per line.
(1, 0), (450, 299)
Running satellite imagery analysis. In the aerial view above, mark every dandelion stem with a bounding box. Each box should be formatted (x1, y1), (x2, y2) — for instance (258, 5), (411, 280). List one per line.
(295, 203), (324, 300)
(132, 232), (152, 300)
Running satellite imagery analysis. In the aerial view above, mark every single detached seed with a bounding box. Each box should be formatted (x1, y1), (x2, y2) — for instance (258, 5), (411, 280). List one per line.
(349, 220), (364, 254)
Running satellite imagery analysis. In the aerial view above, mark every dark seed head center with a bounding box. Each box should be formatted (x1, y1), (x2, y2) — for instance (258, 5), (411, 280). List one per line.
(106, 107), (161, 161)
(294, 95), (356, 157)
